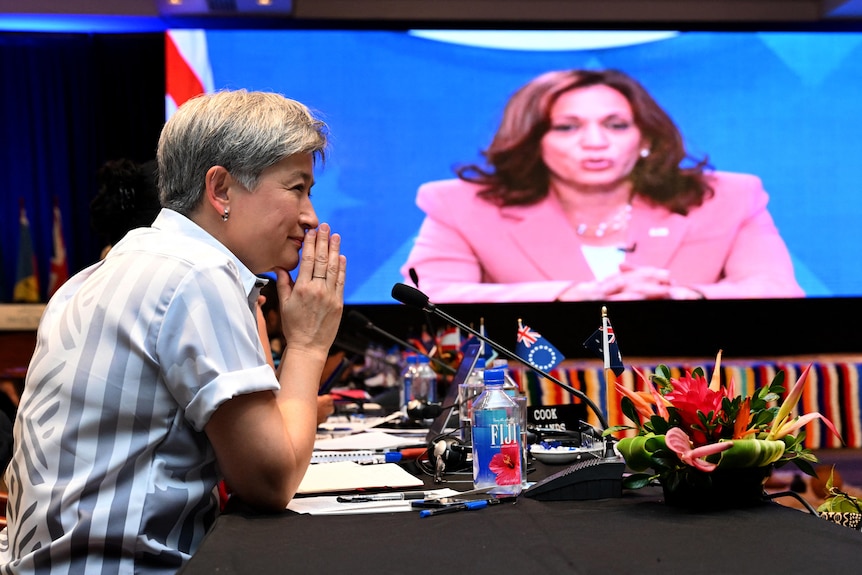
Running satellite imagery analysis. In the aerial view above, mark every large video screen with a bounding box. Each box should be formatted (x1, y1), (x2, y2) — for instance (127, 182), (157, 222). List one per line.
(175, 29), (862, 305)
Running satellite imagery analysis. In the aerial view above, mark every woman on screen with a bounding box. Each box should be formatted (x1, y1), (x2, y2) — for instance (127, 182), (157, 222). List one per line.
(401, 69), (803, 302)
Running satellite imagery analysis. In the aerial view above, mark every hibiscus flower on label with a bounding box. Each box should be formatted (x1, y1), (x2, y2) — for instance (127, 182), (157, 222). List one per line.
(489, 443), (522, 486)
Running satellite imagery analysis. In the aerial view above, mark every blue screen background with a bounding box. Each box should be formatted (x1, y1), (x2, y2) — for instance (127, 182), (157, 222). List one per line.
(204, 30), (862, 303)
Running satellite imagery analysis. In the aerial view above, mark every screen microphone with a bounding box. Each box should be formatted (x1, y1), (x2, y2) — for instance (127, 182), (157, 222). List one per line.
(390, 283), (609, 430)
(408, 267), (421, 288)
(346, 310), (456, 375)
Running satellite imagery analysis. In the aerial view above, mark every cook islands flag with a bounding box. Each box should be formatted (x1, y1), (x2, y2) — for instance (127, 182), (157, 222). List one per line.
(515, 319), (564, 372)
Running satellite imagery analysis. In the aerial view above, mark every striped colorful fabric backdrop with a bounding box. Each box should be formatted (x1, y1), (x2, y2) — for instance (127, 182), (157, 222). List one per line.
(509, 358), (862, 449)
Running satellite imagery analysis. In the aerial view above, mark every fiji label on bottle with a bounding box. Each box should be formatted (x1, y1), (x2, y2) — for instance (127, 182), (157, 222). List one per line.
(472, 411), (522, 495)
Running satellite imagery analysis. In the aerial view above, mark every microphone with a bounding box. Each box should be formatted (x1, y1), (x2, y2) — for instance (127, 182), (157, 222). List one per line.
(390, 283), (608, 430)
(408, 267), (421, 288)
(346, 310), (456, 375)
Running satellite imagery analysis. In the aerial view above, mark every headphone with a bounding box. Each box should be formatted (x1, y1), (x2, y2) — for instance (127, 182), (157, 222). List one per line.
(431, 436), (473, 471)
(410, 433), (472, 483)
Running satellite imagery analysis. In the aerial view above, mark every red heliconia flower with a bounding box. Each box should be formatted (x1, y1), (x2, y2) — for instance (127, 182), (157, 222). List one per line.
(664, 371), (730, 445)
(489, 443), (521, 486)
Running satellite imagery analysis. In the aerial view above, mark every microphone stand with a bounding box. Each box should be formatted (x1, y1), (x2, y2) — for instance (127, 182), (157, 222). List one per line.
(390, 284), (609, 430)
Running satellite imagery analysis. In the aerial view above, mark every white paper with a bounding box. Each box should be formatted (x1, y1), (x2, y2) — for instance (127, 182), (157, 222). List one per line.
(296, 461), (424, 495)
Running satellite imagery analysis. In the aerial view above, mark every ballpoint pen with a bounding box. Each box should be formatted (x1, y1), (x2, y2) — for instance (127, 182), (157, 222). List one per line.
(336, 492), (430, 503)
(419, 500), (489, 518)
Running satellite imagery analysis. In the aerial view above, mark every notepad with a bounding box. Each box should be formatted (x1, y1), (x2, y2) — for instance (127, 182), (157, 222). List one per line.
(297, 461), (424, 495)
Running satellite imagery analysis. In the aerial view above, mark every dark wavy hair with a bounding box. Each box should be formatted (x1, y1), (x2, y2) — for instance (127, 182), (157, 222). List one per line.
(456, 69), (713, 215)
(90, 158), (161, 246)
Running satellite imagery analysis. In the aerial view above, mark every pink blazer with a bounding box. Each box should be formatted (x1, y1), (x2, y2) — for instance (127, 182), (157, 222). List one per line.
(401, 171), (803, 303)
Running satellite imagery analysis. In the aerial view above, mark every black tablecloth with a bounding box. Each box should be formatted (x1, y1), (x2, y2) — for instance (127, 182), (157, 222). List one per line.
(180, 463), (862, 575)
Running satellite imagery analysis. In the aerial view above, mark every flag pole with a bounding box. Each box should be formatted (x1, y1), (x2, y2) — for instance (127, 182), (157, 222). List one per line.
(478, 316), (485, 359)
(601, 306), (615, 421)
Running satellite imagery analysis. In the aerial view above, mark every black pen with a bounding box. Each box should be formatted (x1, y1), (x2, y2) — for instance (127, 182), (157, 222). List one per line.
(336, 492), (429, 503)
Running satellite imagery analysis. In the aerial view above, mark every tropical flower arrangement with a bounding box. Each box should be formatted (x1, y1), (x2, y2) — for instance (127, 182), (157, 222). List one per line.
(607, 352), (843, 502)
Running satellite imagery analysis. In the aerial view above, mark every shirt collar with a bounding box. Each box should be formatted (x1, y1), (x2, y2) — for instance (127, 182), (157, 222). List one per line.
(152, 208), (262, 299)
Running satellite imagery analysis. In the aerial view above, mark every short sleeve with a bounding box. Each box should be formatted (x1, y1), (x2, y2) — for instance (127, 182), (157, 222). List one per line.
(156, 263), (279, 432)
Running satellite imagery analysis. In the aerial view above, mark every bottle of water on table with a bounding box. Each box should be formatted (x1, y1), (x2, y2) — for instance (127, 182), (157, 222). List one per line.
(471, 367), (523, 496)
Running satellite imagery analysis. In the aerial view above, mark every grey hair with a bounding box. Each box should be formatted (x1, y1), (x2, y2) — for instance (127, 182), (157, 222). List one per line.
(157, 90), (328, 214)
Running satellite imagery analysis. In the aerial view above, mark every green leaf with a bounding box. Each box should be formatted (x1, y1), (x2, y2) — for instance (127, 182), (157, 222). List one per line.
(718, 438), (785, 468)
(789, 457), (817, 477)
(622, 474), (654, 490)
(752, 410), (774, 427)
(769, 370), (786, 390)
(825, 466), (836, 491)
(649, 415), (670, 435)
(818, 492), (862, 514)
(617, 435), (655, 471)
(620, 396), (641, 427)
(644, 435), (668, 452)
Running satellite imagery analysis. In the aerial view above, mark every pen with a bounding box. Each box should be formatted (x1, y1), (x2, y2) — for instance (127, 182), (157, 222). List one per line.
(419, 500), (488, 518)
(336, 492), (429, 503)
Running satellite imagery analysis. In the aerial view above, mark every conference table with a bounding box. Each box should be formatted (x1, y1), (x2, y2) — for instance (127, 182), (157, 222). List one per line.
(180, 460), (862, 574)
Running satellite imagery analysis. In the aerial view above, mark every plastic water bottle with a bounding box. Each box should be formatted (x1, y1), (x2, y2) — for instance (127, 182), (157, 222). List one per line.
(493, 359), (529, 487)
(413, 356), (438, 404)
(399, 355), (419, 416)
(458, 357), (486, 444)
(471, 367), (523, 496)
(411, 356), (438, 424)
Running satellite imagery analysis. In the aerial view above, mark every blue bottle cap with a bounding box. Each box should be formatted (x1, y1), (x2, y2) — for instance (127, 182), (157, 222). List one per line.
(483, 367), (505, 386)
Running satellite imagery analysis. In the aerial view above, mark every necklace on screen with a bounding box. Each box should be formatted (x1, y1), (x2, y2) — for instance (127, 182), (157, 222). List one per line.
(573, 203), (632, 237)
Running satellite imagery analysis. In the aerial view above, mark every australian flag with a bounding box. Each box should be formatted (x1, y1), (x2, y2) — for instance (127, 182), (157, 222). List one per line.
(583, 312), (625, 376)
(516, 319), (564, 371)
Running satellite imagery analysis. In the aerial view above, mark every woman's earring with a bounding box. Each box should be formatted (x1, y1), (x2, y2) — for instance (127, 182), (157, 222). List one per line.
(639, 148), (651, 158)
(222, 208), (230, 222)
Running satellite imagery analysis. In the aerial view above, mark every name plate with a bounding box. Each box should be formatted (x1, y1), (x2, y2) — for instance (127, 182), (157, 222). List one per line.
(527, 403), (587, 431)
